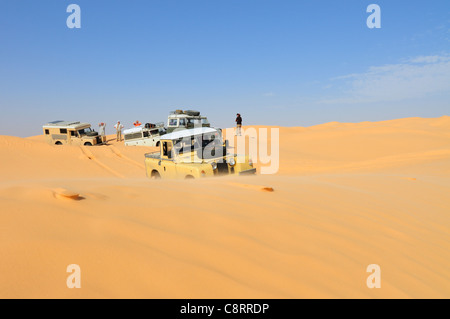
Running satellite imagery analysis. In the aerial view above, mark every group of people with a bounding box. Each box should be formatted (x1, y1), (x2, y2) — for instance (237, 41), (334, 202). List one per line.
(97, 121), (126, 142)
(98, 114), (244, 143)
(98, 120), (139, 142)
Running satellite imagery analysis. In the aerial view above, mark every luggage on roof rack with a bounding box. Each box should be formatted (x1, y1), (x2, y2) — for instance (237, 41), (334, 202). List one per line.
(185, 110), (200, 116)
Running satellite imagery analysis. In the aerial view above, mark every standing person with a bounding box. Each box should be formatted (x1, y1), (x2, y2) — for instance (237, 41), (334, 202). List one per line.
(98, 122), (106, 142)
(114, 121), (124, 142)
(235, 113), (242, 136)
(133, 120), (142, 127)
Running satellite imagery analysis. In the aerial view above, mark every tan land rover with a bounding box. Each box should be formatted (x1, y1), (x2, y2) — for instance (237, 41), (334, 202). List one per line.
(42, 121), (106, 146)
(144, 127), (256, 179)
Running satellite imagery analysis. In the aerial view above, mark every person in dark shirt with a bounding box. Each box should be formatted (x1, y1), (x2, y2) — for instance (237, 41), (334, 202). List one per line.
(235, 113), (242, 136)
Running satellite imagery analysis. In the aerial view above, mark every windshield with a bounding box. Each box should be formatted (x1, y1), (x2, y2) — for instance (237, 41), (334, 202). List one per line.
(77, 127), (92, 136)
(199, 133), (218, 148)
(173, 132), (223, 158)
(189, 118), (209, 125)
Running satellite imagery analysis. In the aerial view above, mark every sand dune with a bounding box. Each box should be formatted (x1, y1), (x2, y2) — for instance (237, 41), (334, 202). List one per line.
(0, 116), (449, 298)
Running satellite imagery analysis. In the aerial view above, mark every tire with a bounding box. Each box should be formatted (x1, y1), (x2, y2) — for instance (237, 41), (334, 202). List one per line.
(156, 141), (160, 147)
(84, 142), (92, 146)
(86, 131), (98, 137)
(185, 175), (195, 179)
(151, 170), (161, 179)
(55, 141), (62, 145)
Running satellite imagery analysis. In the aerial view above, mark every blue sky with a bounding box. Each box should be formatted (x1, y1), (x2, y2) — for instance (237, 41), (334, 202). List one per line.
(0, 0), (449, 136)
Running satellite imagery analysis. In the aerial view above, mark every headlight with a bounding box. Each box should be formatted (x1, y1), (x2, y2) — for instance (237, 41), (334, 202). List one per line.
(211, 162), (217, 170)
(228, 157), (236, 166)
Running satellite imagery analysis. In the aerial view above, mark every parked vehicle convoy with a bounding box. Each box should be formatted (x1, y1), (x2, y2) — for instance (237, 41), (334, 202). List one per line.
(123, 122), (165, 147)
(123, 110), (210, 147)
(166, 109), (210, 133)
(42, 121), (105, 146)
(144, 127), (256, 179)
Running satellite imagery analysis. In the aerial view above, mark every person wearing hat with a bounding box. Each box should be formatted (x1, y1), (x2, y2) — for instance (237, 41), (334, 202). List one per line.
(235, 113), (242, 136)
(114, 121), (124, 142)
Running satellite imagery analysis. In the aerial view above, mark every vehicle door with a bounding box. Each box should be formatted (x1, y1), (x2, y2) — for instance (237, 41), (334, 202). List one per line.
(179, 118), (186, 129)
(159, 140), (178, 178)
(69, 130), (78, 145)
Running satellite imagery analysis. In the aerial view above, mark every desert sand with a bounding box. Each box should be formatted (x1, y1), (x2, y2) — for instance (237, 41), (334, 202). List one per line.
(0, 116), (449, 298)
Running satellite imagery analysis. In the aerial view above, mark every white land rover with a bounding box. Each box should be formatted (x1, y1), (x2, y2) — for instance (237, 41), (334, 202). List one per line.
(123, 122), (166, 147)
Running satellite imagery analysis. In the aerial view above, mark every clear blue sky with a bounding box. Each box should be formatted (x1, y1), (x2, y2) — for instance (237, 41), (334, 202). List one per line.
(0, 0), (449, 136)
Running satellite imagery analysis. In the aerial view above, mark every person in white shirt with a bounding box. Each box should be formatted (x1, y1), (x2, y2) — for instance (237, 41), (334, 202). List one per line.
(114, 121), (124, 142)
(98, 122), (106, 143)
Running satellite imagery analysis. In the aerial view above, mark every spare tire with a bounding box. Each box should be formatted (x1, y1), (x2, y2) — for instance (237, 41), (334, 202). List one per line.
(185, 110), (200, 116)
(87, 131), (98, 137)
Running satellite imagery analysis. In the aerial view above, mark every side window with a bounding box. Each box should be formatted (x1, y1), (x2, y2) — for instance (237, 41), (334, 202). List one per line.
(60, 128), (67, 134)
(45, 129), (49, 135)
(179, 118), (186, 126)
(143, 131), (149, 138)
(162, 142), (172, 158)
(70, 131), (76, 137)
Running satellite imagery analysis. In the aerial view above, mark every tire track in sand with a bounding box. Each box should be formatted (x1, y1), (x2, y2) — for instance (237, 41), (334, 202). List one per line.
(108, 145), (146, 169)
(79, 146), (125, 178)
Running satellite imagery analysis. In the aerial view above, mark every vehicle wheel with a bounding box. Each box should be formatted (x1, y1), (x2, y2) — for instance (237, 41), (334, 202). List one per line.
(185, 175), (195, 179)
(55, 141), (62, 145)
(151, 170), (161, 179)
(84, 142), (92, 146)
(156, 141), (160, 147)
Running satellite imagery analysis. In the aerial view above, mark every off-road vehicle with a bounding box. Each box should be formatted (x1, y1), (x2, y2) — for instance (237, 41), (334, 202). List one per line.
(123, 122), (165, 147)
(144, 127), (256, 179)
(166, 110), (210, 133)
(42, 121), (105, 146)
